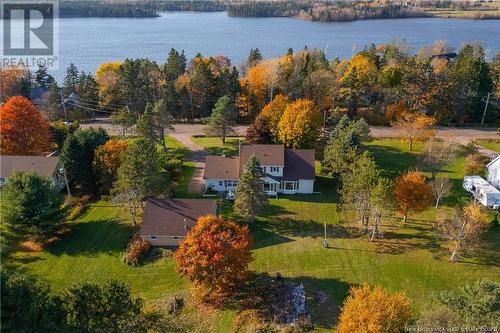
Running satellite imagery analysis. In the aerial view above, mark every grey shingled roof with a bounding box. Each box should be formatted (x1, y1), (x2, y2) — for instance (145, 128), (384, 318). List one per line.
(0, 155), (59, 179)
(140, 198), (216, 237)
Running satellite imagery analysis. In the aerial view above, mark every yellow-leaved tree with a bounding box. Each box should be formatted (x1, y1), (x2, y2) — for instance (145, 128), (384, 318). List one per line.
(95, 61), (122, 107)
(391, 110), (436, 151)
(336, 283), (413, 333)
(277, 99), (322, 149)
(260, 94), (291, 135)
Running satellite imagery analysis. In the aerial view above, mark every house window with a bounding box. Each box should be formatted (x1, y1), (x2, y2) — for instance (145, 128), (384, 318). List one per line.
(262, 166), (266, 173)
(219, 181), (223, 186)
(264, 183), (271, 191)
(173, 236), (180, 240)
(150, 236), (157, 240)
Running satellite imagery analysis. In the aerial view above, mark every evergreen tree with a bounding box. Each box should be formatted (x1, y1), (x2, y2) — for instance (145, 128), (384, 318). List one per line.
(47, 82), (59, 121)
(234, 155), (267, 221)
(164, 48), (187, 82)
(112, 138), (166, 225)
(136, 99), (173, 152)
(1, 172), (65, 238)
(62, 63), (79, 98)
(189, 59), (217, 119)
(34, 65), (55, 88)
(60, 128), (109, 194)
(206, 95), (236, 143)
(247, 48), (263, 67)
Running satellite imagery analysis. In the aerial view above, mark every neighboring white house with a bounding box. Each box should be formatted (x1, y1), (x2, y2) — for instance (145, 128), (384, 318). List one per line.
(487, 155), (500, 189)
(0, 155), (64, 189)
(203, 144), (315, 195)
(463, 176), (500, 207)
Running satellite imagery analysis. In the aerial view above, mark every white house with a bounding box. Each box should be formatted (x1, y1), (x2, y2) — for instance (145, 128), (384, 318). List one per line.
(487, 155), (500, 189)
(203, 144), (315, 195)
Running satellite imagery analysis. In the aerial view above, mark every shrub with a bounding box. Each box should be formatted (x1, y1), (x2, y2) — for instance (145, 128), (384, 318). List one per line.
(465, 153), (490, 177)
(124, 234), (151, 266)
(164, 158), (183, 179)
(65, 195), (92, 221)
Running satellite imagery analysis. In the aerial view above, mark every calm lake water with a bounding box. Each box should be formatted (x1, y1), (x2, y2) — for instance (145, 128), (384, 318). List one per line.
(53, 11), (499, 79)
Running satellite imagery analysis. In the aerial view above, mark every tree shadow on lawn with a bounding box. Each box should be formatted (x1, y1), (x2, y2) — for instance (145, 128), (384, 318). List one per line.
(44, 218), (133, 257)
(367, 145), (419, 179)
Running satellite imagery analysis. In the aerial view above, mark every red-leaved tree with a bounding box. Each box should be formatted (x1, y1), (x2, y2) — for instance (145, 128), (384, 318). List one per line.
(0, 96), (51, 155)
(174, 215), (252, 304)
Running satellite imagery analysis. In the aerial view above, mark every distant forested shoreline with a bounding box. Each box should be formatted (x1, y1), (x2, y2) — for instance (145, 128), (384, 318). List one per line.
(58, 0), (500, 20)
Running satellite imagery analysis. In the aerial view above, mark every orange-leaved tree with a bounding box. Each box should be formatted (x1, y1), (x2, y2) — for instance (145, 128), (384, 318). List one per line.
(260, 94), (291, 136)
(391, 110), (436, 151)
(93, 139), (129, 194)
(0, 96), (51, 155)
(336, 283), (413, 333)
(277, 99), (322, 149)
(394, 171), (433, 223)
(174, 215), (252, 303)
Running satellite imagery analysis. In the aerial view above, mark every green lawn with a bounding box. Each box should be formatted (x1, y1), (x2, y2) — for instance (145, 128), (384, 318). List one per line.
(6, 138), (499, 332)
(191, 136), (243, 156)
(476, 139), (500, 153)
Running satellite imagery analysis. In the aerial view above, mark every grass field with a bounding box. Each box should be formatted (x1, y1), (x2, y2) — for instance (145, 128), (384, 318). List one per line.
(191, 136), (243, 156)
(6, 138), (500, 332)
(476, 139), (500, 153)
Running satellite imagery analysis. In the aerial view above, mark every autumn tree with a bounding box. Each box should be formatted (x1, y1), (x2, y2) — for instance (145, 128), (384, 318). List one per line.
(394, 171), (433, 223)
(174, 215), (252, 303)
(234, 156), (267, 222)
(259, 94), (291, 136)
(0, 66), (31, 102)
(0, 96), (51, 155)
(245, 116), (274, 144)
(136, 99), (174, 151)
(277, 99), (322, 149)
(1, 172), (65, 239)
(436, 203), (489, 263)
(95, 61), (122, 108)
(93, 139), (129, 194)
(391, 111), (436, 151)
(336, 283), (413, 333)
(206, 95), (236, 143)
(430, 178), (452, 209)
(112, 138), (166, 225)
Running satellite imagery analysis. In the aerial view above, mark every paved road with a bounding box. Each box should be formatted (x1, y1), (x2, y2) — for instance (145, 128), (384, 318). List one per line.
(81, 118), (498, 142)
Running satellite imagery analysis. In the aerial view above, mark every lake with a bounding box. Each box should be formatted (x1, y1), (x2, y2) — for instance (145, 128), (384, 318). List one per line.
(54, 11), (499, 79)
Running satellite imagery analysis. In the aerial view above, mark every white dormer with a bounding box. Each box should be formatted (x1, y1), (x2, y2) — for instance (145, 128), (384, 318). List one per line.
(262, 165), (283, 177)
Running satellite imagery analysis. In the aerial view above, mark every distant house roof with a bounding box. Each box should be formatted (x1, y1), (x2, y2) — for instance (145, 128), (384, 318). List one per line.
(204, 156), (239, 179)
(140, 198), (216, 237)
(0, 155), (59, 179)
(30, 87), (50, 105)
(203, 144), (315, 181)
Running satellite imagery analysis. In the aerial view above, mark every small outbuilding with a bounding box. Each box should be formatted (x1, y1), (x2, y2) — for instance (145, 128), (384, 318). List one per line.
(139, 198), (217, 247)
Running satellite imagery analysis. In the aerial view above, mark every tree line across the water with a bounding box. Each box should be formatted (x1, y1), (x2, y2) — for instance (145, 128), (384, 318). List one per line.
(55, 0), (500, 20)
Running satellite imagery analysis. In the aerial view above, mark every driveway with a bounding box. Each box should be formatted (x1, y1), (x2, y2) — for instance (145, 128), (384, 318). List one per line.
(170, 133), (206, 193)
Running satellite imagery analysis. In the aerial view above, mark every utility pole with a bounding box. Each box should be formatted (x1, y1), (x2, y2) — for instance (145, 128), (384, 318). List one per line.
(60, 91), (68, 122)
(323, 220), (329, 248)
(480, 92), (490, 127)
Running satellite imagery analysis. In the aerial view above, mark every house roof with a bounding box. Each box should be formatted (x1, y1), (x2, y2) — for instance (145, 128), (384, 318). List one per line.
(487, 155), (500, 168)
(30, 87), (50, 105)
(283, 149), (315, 180)
(204, 144), (315, 181)
(240, 144), (285, 169)
(140, 198), (216, 237)
(204, 156), (239, 179)
(0, 155), (59, 179)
